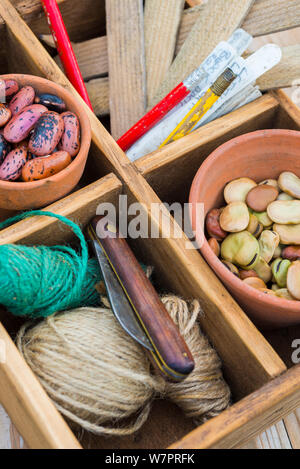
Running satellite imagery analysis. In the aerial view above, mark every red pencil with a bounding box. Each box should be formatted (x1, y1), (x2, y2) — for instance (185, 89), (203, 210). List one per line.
(41, 0), (93, 110)
(117, 64), (208, 151)
(116, 84), (188, 151)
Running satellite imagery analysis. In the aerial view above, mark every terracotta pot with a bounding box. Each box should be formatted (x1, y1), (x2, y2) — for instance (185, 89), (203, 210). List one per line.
(0, 74), (91, 210)
(189, 129), (300, 329)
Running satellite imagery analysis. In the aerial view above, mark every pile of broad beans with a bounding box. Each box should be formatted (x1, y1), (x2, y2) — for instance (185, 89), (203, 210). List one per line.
(206, 172), (300, 301)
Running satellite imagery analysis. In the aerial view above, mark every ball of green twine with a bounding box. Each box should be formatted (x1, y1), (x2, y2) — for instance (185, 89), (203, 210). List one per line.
(0, 211), (101, 318)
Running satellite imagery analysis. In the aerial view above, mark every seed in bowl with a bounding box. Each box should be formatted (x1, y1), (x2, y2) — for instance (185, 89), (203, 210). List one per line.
(239, 269), (259, 280)
(35, 93), (66, 113)
(273, 245), (283, 259)
(205, 172), (300, 302)
(246, 185), (279, 212)
(28, 111), (64, 156)
(243, 277), (266, 290)
(58, 112), (81, 158)
(224, 177), (257, 204)
(0, 80), (82, 182)
(271, 258), (291, 288)
(277, 192), (294, 201)
(0, 104), (11, 127)
(247, 214), (263, 238)
(22, 151), (71, 182)
(258, 230), (280, 263)
(221, 231), (259, 269)
(252, 210), (273, 228)
(275, 288), (295, 300)
(268, 200), (300, 225)
(208, 238), (220, 257)
(219, 202), (249, 232)
(279, 172), (300, 199)
(3, 79), (19, 99)
(206, 208), (227, 241)
(282, 245), (300, 261)
(254, 256), (272, 283)
(9, 85), (35, 116)
(0, 141), (29, 181)
(221, 261), (240, 277)
(273, 224), (300, 245)
(259, 179), (279, 190)
(0, 134), (10, 164)
(287, 261), (300, 300)
(4, 104), (48, 143)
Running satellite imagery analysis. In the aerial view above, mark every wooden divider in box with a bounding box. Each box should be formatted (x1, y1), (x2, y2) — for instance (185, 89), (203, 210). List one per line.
(0, 0), (298, 450)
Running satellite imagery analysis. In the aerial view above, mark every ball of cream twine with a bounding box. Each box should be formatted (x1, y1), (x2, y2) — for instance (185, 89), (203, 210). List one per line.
(17, 295), (231, 436)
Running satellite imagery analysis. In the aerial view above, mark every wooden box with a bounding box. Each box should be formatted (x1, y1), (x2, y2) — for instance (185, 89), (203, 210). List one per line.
(0, 0), (299, 449)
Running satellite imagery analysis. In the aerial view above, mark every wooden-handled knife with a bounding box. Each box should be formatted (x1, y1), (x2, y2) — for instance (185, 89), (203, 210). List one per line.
(87, 216), (195, 381)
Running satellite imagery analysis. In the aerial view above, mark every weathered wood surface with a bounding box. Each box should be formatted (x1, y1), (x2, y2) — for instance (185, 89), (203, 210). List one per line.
(85, 77), (109, 116)
(242, 421), (292, 449)
(144, 0), (184, 104)
(55, 36), (108, 81)
(284, 410), (300, 449)
(257, 45), (300, 91)
(152, 0), (255, 106)
(106, 0), (146, 139)
(176, 0), (300, 53)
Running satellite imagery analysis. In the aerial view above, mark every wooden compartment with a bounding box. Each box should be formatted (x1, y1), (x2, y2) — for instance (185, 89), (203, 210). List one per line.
(0, 0), (299, 450)
(0, 171), (296, 451)
(0, 0), (111, 223)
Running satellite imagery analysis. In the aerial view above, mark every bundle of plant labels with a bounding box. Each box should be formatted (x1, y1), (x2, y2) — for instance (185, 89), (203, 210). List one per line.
(126, 29), (282, 161)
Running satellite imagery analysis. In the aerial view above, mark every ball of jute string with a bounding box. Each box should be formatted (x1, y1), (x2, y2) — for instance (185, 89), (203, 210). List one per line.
(17, 296), (231, 436)
(17, 306), (163, 437)
(160, 296), (231, 424)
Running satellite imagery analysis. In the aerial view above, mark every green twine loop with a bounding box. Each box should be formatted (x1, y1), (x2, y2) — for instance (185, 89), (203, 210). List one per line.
(0, 211), (101, 318)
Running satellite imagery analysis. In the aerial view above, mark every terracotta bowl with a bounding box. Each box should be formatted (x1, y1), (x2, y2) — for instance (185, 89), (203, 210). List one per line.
(0, 74), (91, 210)
(189, 129), (300, 329)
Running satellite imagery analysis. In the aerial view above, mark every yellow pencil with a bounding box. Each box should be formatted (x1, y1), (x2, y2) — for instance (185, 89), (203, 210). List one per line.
(159, 67), (237, 147)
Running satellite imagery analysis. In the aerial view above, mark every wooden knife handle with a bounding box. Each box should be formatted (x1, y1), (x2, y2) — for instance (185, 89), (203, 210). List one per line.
(91, 216), (194, 379)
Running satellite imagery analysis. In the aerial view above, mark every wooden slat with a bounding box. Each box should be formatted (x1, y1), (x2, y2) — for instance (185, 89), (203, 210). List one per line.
(3, 0), (65, 26)
(0, 0), (287, 431)
(170, 365), (300, 449)
(24, 0), (107, 43)
(85, 77), (109, 116)
(257, 45), (300, 91)
(243, 0), (300, 37)
(0, 174), (123, 247)
(153, 0), (255, 106)
(284, 410), (300, 449)
(144, 0), (184, 104)
(55, 36), (108, 81)
(272, 89), (300, 130)
(176, 0), (300, 54)
(242, 422), (292, 449)
(106, 0), (146, 139)
(0, 323), (81, 449)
